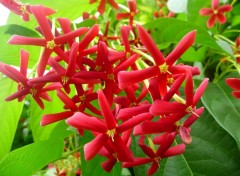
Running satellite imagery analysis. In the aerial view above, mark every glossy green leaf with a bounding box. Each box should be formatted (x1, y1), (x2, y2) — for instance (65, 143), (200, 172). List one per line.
(0, 77), (24, 160)
(202, 77), (240, 148)
(0, 138), (64, 176)
(30, 91), (72, 141)
(144, 18), (227, 55)
(181, 46), (207, 62)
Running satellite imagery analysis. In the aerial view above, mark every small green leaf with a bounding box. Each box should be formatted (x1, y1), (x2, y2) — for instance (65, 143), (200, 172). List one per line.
(181, 46), (207, 62)
(0, 77), (24, 160)
(216, 40), (235, 58)
(202, 76), (240, 148)
(0, 138), (64, 176)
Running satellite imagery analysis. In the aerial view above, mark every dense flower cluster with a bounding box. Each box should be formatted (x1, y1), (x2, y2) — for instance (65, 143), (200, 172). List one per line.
(0, 0), (210, 175)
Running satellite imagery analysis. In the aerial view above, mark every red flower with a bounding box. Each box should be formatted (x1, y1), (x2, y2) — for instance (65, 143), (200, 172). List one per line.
(226, 78), (240, 98)
(199, 0), (232, 28)
(89, 0), (119, 14)
(66, 90), (151, 161)
(0, 0), (55, 21)
(8, 5), (88, 76)
(123, 134), (185, 175)
(116, 0), (138, 26)
(0, 50), (61, 109)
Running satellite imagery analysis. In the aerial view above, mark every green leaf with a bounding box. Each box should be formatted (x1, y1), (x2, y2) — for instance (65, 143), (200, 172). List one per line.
(144, 18), (227, 55)
(0, 138), (64, 176)
(30, 91), (72, 141)
(181, 46), (207, 62)
(202, 77), (240, 148)
(0, 77), (24, 160)
(0, 25), (41, 67)
(216, 40), (235, 58)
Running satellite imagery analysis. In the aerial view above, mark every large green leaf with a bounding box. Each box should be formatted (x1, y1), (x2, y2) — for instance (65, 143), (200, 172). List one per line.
(30, 91), (72, 141)
(202, 76), (240, 148)
(0, 138), (64, 176)
(144, 18), (227, 56)
(0, 77), (24, 160)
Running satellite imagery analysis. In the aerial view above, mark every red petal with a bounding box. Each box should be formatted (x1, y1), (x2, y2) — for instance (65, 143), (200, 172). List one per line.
(185, 69), (193, 106)
(20, 49), (29, 77)
(114, 54), (139, 73)
(226, 78), (240, 90)
(207, 15), (217, 28)
(37, 49), (52, 77)
(138, 135), (156, 158)
(113, 135), (134, 162)
(212, 0), (219, 10)
(166, 30), (196, 66)
(30, 5), (54, 40)
(122, 158), (152, 167)
(41, 111), (74, 126)
(183, 107), (204, 127)
(232, 91), (240, 98)
(118, 66), (160, 89)
(98, 90), (116, 130)
(8, 35), (46, 46)
(150, 100), (186, 116)
(199, 8), (213, 16)
(108, 0), (119, 9)
(84, 134), (108, 160)
(66, 112), (107, 133)
(117, 113), (152, 134)
(156, 132), (176, 156)
(193, 78), (209, 106)
(147, 162), (159, 175)
(101, 159), (117, 172)
(78, 24), (99, 51)
(217, 13), (226, 24)
(179, 126), (192, 144)
(136, 25), (165, 65)
(218, 5), (232, 13)
(57, 89), (78, 111)
(162, 144), (186, 158)
(116, 104), (151, 120)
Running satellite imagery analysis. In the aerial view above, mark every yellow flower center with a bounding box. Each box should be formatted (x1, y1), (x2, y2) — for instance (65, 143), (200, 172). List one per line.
(80, 95), (86, 101)
(112, 153), (119, 162)
(167, 77), (174, 84)
(61, 76), (69, 85)
(95, 65), (102, 71)
(20, 4), (28, 14)
(108, 74), (115, 80)
(106, 129), (116, 142)
(213, 9), (218, 14)
(159, 62), (170, 74)
(185, 106), (199, 117)
(130, 12), (135, 17)
(46, 40), (56, 50)
(154, 156), (161, 167)
(30, 88), (37, 96)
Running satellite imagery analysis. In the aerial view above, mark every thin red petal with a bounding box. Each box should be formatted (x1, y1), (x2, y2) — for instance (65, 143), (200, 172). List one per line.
(136, 25), (165, 65)
(84, 134), (108, 160)
(66, 112), (107, 133)
(98, 90), (116, 130)
(166, 30), (196, 65)
(41, 111), (74, 126)
(162, 144), (186, 158)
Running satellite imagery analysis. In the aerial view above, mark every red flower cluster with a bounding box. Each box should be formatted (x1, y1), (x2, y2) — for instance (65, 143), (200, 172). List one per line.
(0, 1), (209, 175)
